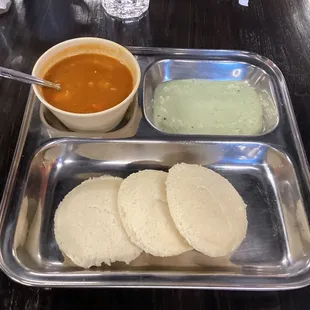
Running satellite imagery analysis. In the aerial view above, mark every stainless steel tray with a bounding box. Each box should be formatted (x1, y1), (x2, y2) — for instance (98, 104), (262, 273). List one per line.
(1, 47), (310, 290)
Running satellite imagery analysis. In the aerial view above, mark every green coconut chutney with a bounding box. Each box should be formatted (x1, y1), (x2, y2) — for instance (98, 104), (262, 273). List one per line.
(153, 79), (264, 135)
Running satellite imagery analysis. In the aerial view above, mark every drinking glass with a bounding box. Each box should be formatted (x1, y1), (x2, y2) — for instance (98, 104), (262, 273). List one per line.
(102, 0), (150, 19)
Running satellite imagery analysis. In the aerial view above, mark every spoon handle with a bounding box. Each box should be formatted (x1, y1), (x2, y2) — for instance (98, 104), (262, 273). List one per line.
(0, 66), (61, 90)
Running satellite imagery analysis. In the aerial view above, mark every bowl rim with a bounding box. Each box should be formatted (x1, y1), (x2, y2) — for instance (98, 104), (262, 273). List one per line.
(32, 37), (141, 118)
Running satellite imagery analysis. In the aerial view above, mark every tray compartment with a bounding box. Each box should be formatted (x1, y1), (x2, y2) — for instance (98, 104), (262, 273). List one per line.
(6, 140), (310, 287)
(40, 96), (142, 139)
(143, 59), (279, 136)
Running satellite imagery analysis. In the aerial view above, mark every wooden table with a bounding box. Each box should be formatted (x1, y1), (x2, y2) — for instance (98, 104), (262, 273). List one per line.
(1, 0), (310, 308)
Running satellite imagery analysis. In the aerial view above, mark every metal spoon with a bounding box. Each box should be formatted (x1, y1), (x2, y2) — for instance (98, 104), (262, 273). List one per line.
(0, 66), (61, 90)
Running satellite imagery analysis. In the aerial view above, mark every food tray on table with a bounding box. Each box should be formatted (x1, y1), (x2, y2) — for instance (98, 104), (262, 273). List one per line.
(1, 47), (310, 290)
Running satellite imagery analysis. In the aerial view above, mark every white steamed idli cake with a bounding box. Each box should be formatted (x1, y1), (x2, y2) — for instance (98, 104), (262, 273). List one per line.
(54, 176), (142, 268)
(118, 170), (191, 257)
(166, 163), (247, 257)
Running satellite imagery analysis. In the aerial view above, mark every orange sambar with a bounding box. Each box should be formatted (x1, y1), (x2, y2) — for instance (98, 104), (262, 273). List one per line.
(42, 53), (133, 114)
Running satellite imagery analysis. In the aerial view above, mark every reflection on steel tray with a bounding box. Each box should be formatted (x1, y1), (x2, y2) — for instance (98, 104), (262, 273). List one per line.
(0, 47), (310, 290)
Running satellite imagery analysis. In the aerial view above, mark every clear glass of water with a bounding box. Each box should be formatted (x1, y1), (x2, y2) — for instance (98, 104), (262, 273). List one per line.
(102, 0), (150, 19)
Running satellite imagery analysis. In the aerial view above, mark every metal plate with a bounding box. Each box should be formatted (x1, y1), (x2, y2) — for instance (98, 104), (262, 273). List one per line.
(1, 47), (310, 290)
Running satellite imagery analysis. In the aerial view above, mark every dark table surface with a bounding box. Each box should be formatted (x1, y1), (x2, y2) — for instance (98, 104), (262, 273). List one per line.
(1, 0), (310, 309)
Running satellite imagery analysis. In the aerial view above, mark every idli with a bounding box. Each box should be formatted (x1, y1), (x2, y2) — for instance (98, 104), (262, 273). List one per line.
(166, 163), (247, 257)
(54, 176), (142, 268)
(118, 170), (191, 257)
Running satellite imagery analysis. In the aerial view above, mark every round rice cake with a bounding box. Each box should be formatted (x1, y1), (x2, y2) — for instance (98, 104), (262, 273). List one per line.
(166, 163), (247, 257)
(54, 176), (142, 268)
(118, 170), (191, 257)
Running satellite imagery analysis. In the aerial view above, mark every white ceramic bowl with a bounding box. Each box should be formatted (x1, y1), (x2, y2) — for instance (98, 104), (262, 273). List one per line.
(32, 37), (141, 132)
